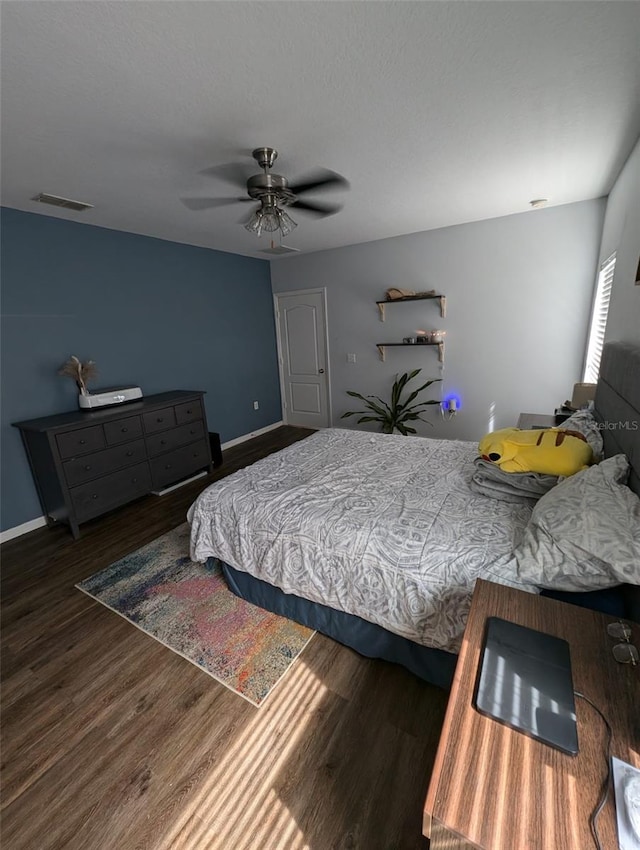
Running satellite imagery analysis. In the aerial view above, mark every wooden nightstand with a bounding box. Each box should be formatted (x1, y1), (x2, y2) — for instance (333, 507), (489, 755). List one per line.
(517, 412), (556, 430)
(423, 579), (639, 850)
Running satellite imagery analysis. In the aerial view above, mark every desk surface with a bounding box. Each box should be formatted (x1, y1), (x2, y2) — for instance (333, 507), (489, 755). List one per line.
(424, 579), (640, 850)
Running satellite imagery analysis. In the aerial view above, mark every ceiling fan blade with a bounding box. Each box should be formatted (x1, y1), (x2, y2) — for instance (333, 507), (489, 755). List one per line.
(287, 169), (349, 195)
(198, 162), (254, 188)
(290, 199), (343, 217)
(181, 197), (249, 211)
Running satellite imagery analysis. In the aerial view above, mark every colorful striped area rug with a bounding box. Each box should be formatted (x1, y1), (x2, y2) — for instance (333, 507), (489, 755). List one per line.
(76, 523), (315, 707)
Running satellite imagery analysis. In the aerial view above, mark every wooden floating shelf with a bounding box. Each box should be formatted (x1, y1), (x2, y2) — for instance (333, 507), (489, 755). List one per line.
(376, 294), (446, 321)
(376, 342), (444, 362)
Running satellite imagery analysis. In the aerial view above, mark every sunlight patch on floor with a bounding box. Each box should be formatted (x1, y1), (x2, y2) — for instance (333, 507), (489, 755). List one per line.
(156, 658), (328, 850)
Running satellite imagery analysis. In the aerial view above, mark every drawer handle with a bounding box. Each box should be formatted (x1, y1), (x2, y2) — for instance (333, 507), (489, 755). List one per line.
(193, 452), (199, 458)
(190, 429), (196, 435)
(92, 494), (98, 500)
(157, 417), (164, 423)
(126, 451), (134, 457)
(160, 439), (167, 445)
(132, 477), (137, 484)
(84, 465), (92, 471)
(121, 427), (128, 433)
(186, 409), (192, 414)
(79, 439), (86, 445)
(165, 464), (172, 470)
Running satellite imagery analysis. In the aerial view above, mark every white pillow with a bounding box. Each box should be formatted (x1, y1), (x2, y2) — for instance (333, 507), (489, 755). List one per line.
(559, 408), (603, 460)
(514, 454), (640, 591)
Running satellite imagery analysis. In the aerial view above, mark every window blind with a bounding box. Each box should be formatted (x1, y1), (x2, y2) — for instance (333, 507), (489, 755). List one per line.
(583, 253), (616, 383)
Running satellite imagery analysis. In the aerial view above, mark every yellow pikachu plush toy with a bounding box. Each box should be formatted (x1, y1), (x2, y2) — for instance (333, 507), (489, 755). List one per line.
(478, 427), (593, 477)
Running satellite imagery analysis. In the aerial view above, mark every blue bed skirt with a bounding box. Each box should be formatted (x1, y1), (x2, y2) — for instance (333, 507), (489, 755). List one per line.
(541, 585), (639, 620)
(211, 561), (639, 693)
(213, 559), (458, 691)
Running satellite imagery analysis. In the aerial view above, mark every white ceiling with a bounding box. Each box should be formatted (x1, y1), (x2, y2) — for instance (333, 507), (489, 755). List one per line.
(2, 1), (639, 259)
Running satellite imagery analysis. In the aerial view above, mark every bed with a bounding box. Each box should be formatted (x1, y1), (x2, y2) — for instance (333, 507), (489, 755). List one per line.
(188, 342), (640, 689)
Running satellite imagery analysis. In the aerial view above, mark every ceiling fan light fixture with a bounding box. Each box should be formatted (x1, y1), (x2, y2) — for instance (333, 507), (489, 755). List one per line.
(276, 207), (297, 237)
(244, 211), (264, 237)
(244, 204), (297, 238)
(260, 207), (282, 233)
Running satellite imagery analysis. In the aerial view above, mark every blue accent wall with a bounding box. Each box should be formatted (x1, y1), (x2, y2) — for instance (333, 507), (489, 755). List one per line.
(1, 207), (281, 532)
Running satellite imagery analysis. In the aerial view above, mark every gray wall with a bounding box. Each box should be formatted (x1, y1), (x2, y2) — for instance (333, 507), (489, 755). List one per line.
(1, 208), (282, 532)
(271, 200), (605, 442)
(599, 136), (640, 345)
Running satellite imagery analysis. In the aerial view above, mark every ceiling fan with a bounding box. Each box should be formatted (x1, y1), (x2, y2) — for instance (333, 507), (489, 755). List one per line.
(182, 147), (349, 237)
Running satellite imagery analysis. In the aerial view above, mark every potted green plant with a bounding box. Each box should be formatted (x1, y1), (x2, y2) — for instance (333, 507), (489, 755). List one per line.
(341, 369), (441, 435)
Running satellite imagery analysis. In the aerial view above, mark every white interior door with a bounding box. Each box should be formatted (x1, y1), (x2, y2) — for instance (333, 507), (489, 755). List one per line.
(275, 289), (330, 428)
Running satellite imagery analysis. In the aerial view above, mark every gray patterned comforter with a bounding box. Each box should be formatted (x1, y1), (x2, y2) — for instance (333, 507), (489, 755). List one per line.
(188, 429), (533, 653)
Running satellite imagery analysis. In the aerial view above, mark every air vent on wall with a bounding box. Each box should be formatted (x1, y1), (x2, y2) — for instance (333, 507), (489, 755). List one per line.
(32, 193), (94, 212)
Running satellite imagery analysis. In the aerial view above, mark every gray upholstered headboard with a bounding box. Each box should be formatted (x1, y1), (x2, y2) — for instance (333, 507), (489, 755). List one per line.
(591, 341), (640, 620)
(594, 341), (640, 496)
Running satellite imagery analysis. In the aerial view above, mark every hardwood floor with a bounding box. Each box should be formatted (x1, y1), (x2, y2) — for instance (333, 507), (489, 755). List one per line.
(1, 426), (448, 850)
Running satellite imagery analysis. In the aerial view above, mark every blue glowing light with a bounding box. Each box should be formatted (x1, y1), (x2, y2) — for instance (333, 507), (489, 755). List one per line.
(443, 393), (462, 412)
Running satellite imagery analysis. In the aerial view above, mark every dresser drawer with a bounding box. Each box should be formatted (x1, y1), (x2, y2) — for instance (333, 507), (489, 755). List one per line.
(70, 462), (151, 522)
(56, 425), (105, 459)
(146, 420), (205, 457)
(143, 407), (176, 434)
(149, 440), (209, 490)
(63, 439), (147, 487)
(174, 400), (203, 425)
(103, 415), (143, 446)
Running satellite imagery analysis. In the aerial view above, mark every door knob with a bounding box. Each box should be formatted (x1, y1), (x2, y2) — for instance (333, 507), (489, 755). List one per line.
(318, 368), (325, 374)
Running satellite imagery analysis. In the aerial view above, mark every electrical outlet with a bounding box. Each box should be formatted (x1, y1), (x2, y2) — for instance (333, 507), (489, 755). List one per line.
(253, 401), (259, 410)
(347, 353), (356, 363)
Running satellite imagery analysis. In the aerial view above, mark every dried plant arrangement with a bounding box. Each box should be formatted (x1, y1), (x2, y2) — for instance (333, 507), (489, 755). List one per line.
(58, 355), (98, 396)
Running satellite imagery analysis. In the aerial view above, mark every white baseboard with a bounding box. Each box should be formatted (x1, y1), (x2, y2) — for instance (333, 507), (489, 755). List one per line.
(221, 420), (284, 450)
(0, 515), (48, 544)
(1, 421), (286, 543)
(151, 470), (208, 496)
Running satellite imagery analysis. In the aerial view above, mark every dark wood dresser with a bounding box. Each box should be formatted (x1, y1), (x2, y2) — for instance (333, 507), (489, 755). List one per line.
(14, 391), (213, 538)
